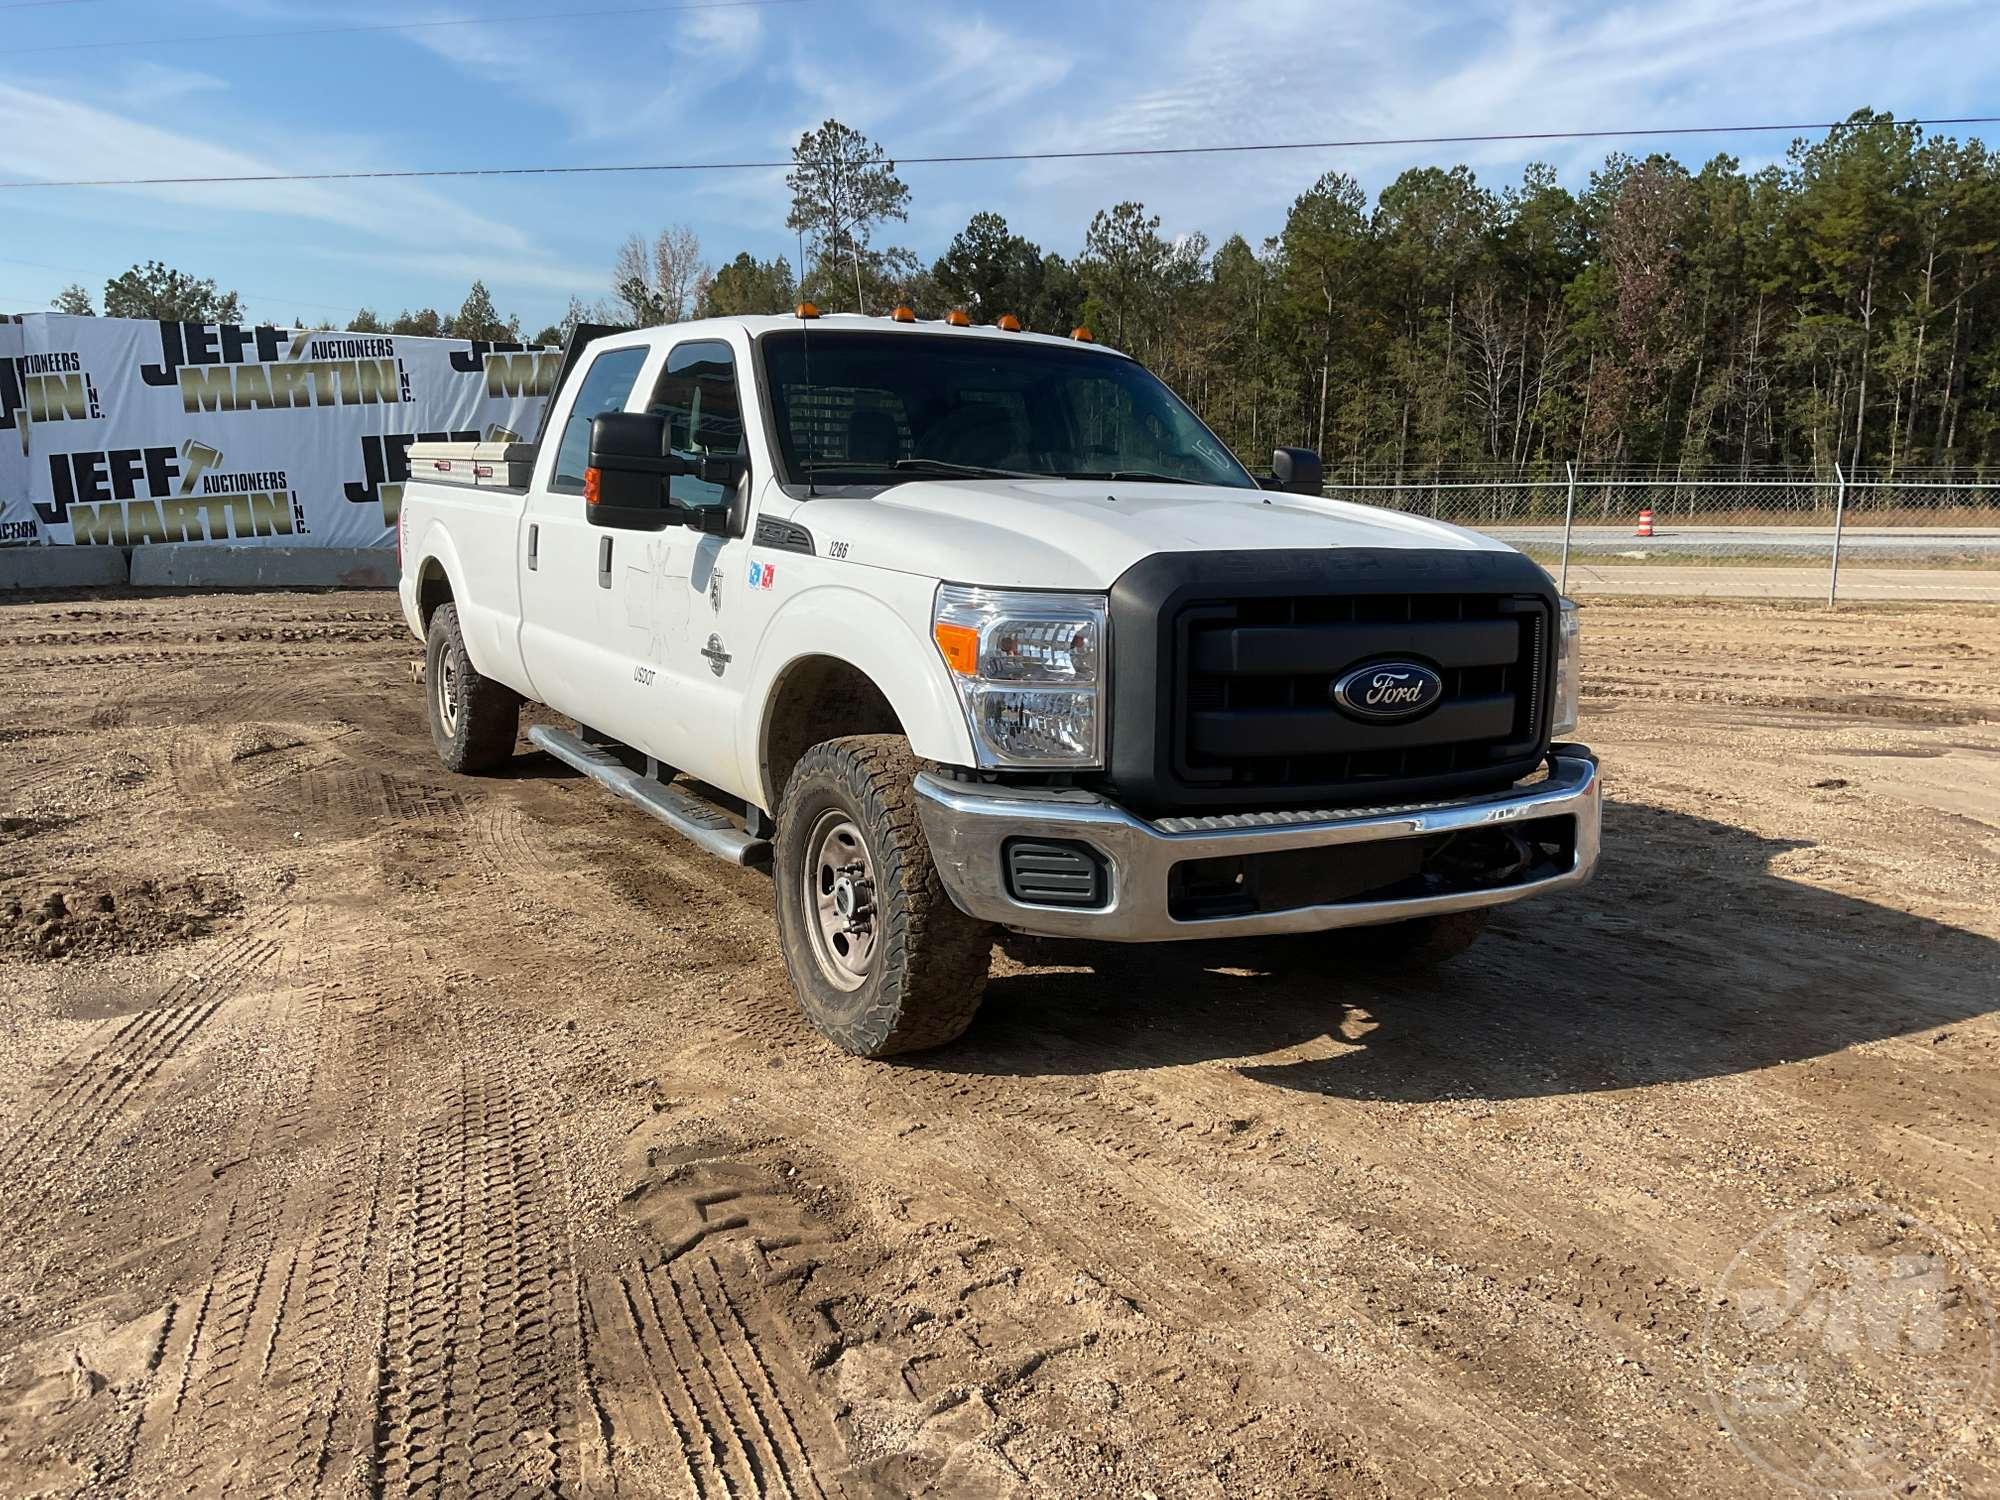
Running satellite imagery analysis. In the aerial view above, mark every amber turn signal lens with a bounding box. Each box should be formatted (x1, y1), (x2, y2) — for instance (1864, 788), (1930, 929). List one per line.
(795, 301), (820, 319)
(933, 620), (980, 676)
(890, 305), (916, 322)
(583, 466), (601, 506)
(1070, 326), (1094, 342)
(996, 313), (1022, 331)
(945, 308), (971, 327)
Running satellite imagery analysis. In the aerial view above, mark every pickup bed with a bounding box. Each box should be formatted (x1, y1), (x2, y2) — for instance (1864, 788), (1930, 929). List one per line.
(399, 312), (1599, 1055)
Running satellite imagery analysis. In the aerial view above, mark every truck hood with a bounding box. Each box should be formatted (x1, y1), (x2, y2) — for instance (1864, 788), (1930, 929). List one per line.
(790, 478), (1518, 591)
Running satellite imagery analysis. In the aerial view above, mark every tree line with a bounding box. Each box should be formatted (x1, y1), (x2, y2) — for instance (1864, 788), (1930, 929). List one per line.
(52, 265), (530, 345)
(50, 109), (2000, 477)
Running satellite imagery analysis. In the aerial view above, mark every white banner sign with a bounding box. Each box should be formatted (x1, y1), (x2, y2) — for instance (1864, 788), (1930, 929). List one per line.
(1, 313), (558, 548)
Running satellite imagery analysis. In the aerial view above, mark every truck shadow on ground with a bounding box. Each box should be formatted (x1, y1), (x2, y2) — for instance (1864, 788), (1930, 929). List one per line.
(950, 799), (1999, 1101)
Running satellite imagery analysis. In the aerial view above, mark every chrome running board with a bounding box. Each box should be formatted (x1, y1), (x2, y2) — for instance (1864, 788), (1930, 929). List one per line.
(528, 724), (769, 867)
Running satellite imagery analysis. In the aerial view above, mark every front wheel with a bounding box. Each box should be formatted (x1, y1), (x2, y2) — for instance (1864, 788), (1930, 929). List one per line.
(773, 735), (992, 1057)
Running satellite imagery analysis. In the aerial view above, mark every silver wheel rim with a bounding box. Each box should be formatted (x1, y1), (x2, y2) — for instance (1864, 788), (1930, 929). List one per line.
(436, 648), (460, 737)
(803, 810), (878, 991)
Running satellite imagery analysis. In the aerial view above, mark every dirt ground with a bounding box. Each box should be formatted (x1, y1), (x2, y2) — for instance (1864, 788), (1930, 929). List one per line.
(0, 589), (1996, 1498)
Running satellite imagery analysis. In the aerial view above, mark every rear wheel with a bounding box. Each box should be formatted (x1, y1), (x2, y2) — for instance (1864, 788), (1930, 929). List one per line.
(425, 603), (519, 773)
(774, 735), (992, 1057)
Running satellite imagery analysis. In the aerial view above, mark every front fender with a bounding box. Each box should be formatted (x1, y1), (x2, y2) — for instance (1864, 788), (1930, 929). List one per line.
(738, 580), (975, 808)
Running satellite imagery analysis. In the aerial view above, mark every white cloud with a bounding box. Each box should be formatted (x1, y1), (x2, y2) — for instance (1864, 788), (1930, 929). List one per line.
(9, 0), (1996, 328)
(302, 243), (609, 296)
(398, 6), (767, 143)
(108, 62), (229, 111)
(683, 3), (765, 54)
(982, 0), (2000, 252)
(774, 6), (1075, 152)
(0, 80), (605, 318)
(0, 82), (575, 258)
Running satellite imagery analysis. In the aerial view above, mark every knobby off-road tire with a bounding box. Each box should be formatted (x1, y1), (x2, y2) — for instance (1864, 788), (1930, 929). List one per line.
(774, 735), (992, 1057)
(425, 603), (520, 773)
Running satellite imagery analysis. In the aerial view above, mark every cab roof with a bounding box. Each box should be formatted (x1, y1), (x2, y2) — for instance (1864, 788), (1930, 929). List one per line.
(585, 313), (1130, 360)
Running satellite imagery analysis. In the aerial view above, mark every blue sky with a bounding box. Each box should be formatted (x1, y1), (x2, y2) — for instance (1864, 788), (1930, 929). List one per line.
(4, 0), (1998, 332)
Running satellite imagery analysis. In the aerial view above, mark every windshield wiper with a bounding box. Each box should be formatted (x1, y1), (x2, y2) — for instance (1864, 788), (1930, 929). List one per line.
(1055, 469), (1200, 485)
(892, 457), (1046, 480)
(798, 458), (1044, 483)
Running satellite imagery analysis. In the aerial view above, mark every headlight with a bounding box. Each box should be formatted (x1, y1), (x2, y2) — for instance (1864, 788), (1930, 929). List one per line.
(1551, 596), (1581, 738)
(933, 585), (1106, 768)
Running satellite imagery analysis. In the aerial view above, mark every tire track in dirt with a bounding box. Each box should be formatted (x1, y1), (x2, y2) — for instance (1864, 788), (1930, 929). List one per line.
(168, 715), (467, 853)
(692, 1029), (1633, 1490)
(596, 1255), (834, 1500)
(140, 981), (403, 1500)
(578, 1147), (865, 1499)
(368, 1068), (581, 1497)
(0, 930), (281, 1204)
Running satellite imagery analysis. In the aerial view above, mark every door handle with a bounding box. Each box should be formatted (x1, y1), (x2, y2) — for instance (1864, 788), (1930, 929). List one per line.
(527, 523), (539, 571)
(598, 535), (613, 589)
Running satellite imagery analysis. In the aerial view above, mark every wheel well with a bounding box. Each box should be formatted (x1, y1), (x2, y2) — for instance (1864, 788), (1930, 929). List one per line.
(415, 559), (453, 630)
(763, 657), (902, 808)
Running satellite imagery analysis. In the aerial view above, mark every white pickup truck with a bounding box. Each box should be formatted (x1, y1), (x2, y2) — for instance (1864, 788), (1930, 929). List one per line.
(398, 312), (1600, 1056)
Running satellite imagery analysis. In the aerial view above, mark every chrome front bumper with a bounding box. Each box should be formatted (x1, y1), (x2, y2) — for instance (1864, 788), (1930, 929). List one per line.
(915, 751), (1602, 942)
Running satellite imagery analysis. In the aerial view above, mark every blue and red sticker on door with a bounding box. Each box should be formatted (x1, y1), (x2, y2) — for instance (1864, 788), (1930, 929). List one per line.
(746, 559), (777, 590)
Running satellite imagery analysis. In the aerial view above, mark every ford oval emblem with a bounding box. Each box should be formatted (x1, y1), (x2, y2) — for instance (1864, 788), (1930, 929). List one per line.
(1331, 661), (1444, 722)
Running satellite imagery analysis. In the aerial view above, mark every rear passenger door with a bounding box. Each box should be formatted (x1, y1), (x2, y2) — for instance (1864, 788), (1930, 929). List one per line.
(517, 342), (653, 735)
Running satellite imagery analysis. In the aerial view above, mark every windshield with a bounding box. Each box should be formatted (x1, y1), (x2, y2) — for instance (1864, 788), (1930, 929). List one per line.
(758, 331), (1255, 490)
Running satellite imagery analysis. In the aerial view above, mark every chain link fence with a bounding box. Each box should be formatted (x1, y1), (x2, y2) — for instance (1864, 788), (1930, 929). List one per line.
(1322, 466), (2000, 604)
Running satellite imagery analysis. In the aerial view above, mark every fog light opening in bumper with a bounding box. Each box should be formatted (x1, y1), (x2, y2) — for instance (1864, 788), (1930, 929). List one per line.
(1002, 838), (1109, 909)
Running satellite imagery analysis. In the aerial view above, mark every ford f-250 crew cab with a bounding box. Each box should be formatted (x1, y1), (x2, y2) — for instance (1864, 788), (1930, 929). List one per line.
(398, 311), (1600, 1056)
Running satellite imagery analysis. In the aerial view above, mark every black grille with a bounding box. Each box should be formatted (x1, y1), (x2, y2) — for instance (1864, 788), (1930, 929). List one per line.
(1174, 593), (1548, 797)
(1103, 548), (1560, 814)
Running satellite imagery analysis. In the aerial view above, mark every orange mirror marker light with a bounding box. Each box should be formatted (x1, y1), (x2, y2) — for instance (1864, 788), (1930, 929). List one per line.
(996, 313), (1023, 331)
(583, 466), (601, 506)
(890, 305), (916, 322)
(1070, 326), (1094, 342)
(944, 308), (972, 327)
(933, 621), (979, 676)
(795, 301), (820, 318)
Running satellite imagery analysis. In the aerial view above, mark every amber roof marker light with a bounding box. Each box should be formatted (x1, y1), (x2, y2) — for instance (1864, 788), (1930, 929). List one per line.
(890, 305), (916, 322)
(996, 313), (1023, 331)
(1070, 325), (1094, 342)
(795, 300), (820, 319)
(944, 308), (972, 327)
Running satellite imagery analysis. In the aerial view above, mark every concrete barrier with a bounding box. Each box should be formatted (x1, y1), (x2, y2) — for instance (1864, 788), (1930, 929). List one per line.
(127, 546), (400, 590)
(0, 547), (130, 590)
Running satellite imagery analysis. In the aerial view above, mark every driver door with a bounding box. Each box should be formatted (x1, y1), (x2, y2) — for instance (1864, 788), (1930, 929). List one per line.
(620, 338), (752, 788)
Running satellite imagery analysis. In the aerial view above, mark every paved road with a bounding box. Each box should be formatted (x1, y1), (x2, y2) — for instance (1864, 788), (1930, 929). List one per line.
(1559, 562), (2000, 602)
(1485, 524), (2000, 557)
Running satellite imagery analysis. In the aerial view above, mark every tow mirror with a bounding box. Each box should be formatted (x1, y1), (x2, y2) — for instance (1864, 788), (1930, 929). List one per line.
(587, 412), (746, 532)
(1271, 447), (1323, 497)
(587, 412), (679, 530)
